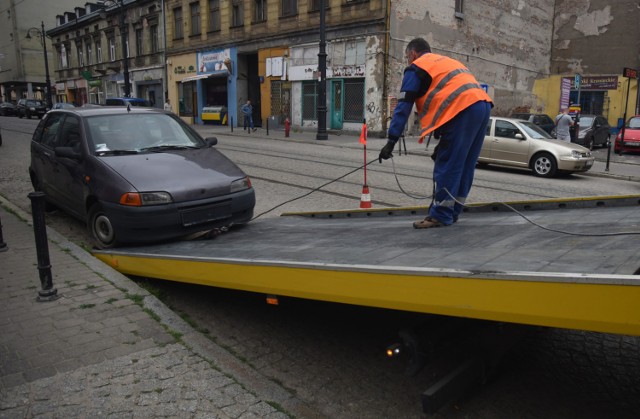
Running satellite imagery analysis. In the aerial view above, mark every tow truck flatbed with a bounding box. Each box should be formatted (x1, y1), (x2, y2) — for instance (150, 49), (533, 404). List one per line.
(93, 195), (640, 336)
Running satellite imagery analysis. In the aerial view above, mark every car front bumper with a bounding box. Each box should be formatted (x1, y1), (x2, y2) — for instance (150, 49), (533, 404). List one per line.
(100, 188), (256, 245)
(557, 157), (595, 172)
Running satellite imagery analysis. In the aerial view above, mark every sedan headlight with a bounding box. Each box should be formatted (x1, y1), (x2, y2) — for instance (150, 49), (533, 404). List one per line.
(230, 176), (252, 193)
(119, 192), (173, 206)
(29, 107), (36, 111)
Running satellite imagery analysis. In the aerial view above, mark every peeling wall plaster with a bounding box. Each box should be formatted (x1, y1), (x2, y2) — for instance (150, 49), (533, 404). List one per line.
(574, 5), (612, 36)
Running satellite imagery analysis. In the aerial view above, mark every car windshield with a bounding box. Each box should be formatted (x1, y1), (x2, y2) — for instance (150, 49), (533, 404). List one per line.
(518, 121), (553, 139)
(627, 117), (640, 129)
(27, 100), (43, 106)
(128, 100), (151, 107)
(86, 113), (204, 155)
(577, 116), (594, 127)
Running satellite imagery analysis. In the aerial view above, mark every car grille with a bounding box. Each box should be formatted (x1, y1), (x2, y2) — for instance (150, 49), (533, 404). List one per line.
(180, 202), (232, 227)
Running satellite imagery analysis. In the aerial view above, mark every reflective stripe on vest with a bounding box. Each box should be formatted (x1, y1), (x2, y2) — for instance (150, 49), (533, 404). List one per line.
(413, 54), (491, 138)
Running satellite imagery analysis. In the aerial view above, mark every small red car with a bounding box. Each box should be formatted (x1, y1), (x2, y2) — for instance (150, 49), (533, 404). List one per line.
(615, 116), (640, 153)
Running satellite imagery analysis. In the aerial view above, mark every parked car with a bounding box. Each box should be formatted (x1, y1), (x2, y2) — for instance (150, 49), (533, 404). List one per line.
(510, 113), (555, 134)
(52, 102), (77, 109)
(614, 115), (640, 153)
(105, 97), (152, 107)
(17, 98), (48, 119)
(478, 116), (594, 178)
(571, 114), (611, 150)
(0, 101), (17, 116)
(29, 107), (255, 248)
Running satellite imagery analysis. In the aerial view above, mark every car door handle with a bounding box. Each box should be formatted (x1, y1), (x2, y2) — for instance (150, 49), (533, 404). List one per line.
(43, 151), (51, 157)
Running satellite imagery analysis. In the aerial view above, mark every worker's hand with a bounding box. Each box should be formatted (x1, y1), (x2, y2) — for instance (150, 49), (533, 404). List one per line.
(378, 142), (395, 163)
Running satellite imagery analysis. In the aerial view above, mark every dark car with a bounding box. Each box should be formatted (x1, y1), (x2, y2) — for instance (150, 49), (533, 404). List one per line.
(0, 101), (17, 116)
(17, 98), (48, 119)
(29, 107), (255, 248)
(614, 115), (640, 153)
(510, 113), (555, 134)
(105, 97), (152, 107)
(572, 114), (611, 150)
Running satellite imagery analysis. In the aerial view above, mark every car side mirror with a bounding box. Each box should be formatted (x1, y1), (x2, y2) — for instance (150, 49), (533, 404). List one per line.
(205, 137), (218, 147)
(55, 146), (82, 160)
(515, 133), (525, 140)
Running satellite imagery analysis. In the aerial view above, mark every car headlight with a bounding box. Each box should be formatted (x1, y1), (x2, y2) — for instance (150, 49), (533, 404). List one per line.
(230, 176), (252, 193)
(571, 150), (583, 158)
(30, 107), (36, 111)
(119, 192), (173, 206)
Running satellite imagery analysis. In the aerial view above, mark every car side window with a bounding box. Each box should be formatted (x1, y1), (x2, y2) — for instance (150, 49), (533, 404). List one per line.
(495, 120), (519, 139)
(486, 120), (493, 136)
(37, 113), (65, 148)
(59, 115), (82, 151)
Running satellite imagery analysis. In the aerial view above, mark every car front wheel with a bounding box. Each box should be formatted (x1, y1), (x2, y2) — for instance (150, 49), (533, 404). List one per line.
(585, 136), (594, 150)
(88, 204), (118, 249)
(531, 152), (557, 178)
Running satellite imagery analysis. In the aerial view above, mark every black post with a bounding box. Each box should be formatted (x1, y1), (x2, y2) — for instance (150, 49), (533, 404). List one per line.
(40, 22), (53, 109)
(316, 0), (328, 141)
(28, 192), (58, 302)
(266, 118), (269, 136)
(0, 215), (7, 252)
(230, 116), (234, 132)
(119, 1), (131, 98)
(605, 138), (611, 172)
(619, 77), (631, 156)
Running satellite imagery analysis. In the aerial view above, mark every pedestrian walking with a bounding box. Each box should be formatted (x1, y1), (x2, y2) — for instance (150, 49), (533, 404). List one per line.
(164, 98), (172, 112)
(378, 37), (493, 229)
(241, 100), (256, 132)
(555, 108), (574, 142)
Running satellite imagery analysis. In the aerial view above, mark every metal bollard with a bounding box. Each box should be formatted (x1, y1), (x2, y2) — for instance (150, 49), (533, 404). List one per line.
(230, 116), (233, 133)
(28, 192), (59, 302)
(0, 215), (7, 252)
(266, 118), (269, 136)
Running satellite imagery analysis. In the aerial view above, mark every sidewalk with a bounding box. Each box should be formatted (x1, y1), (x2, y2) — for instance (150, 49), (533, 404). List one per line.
(0, 197), (320, 418)
(194, 124), (640, 182)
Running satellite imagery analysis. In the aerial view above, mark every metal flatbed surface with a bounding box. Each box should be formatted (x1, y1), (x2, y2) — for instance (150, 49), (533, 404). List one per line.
(94, 196), (640, 336)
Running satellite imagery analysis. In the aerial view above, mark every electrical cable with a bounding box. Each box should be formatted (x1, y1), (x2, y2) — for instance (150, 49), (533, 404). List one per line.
(250, 158), (380, 221)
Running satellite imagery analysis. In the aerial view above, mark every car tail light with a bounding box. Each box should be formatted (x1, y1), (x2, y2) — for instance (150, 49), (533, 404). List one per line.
(119, 192), (173, 206)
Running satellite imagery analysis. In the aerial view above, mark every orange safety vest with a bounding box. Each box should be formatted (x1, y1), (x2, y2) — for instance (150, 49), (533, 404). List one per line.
(413, 53), (492, 141)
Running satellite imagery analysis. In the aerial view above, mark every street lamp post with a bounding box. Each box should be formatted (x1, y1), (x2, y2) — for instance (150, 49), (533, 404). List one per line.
(102, 0), (131, 97)
(26, 22), (53, 109)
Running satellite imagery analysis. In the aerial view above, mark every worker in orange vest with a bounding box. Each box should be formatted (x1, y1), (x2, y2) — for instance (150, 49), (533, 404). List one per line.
(379, 38), (493, 229)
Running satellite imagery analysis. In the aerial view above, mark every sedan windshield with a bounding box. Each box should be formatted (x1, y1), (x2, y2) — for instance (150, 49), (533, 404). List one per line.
(518, 121), (552, 139)
(86, 113), (204, 155)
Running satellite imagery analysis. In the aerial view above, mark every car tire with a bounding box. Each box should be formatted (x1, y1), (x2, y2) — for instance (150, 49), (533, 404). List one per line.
(26, 110), (31, 119)
(88, 204), (118, 249)
(531, 152), (557, 178)
(18, 112), (23, 119)
(585, 136), (594, 150)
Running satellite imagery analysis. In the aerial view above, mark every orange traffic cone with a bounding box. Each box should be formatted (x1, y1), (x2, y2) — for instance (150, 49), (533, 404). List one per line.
(360, 184), (372, 208)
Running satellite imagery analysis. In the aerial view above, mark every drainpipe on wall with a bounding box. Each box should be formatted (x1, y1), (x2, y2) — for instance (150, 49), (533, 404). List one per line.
(382, 0), (391, 134)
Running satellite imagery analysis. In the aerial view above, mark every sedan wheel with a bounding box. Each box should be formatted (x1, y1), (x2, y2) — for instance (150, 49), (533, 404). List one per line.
(585, 136), (594, 150)
(88, 204), (117, 249)
(531, 152), (557, 178)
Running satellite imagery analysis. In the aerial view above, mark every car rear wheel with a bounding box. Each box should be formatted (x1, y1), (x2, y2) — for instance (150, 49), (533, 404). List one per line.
(88, 204), (118, 249)
(531, 152), (557, 178)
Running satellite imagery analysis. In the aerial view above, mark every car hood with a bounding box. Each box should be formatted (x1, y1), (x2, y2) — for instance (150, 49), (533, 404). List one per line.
(97, 148), (248, 202)
(535, 137), (591, 152)
(621, 128), (640, 141)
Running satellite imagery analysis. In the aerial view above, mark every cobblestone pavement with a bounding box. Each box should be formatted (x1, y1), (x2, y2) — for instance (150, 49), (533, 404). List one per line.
(0, 198), (320, 418)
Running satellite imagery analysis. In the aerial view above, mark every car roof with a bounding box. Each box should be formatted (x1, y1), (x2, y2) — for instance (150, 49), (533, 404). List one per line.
(47, 107), (166, 117)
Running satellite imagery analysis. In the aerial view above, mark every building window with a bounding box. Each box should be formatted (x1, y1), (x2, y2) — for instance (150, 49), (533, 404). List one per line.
(174, 7), (183, 39)
(77, 44), (84, 67)
(190, 2), (201, 35)
(86, 41), (93, 65)
(455, 0), (464, 18)
(96, 40), (102, 63)
(231, 0), (243, 27)
(179, 82), (195, 116)
(309, 0), (328, 12)
(281, 0), (297, 17)
(343, 79), (365, 122)
(208, 0), (220, 31)
(291, 45), (318, 66)
(60, 44), (69, 68)
(150, 25), (159, 53)
(254, 0), (266, 22)
(302, 81), (318, 120)
(109, 36), (116, 61)
(135, 29), (143, 55)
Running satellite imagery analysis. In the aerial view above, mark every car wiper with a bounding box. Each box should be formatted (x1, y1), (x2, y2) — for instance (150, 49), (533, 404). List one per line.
(96, 149), (140, 156)
(140, 145), (200, 152)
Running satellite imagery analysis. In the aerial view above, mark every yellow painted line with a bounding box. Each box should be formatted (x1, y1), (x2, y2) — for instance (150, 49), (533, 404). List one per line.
(94, 253), (640, 336)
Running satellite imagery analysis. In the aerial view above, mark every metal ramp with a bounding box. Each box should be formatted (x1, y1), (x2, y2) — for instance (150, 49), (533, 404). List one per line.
(93, 195), (640, 336)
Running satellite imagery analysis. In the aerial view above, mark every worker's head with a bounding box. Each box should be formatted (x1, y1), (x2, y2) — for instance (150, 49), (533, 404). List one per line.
(405, 38), (431, 64)
(246, 99), (251, 105)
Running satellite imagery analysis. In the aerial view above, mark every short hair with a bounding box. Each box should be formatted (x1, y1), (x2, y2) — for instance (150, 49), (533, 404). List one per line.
(406, 38), (431, 54)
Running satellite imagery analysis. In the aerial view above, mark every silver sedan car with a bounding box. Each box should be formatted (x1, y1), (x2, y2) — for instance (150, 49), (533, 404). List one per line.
(478, 116), (594, 177)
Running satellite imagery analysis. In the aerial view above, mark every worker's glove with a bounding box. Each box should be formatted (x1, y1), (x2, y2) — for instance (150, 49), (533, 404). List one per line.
(378, 141), (396, 163)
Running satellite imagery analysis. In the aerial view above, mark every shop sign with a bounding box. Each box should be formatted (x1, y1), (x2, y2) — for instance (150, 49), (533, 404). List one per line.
(331, 65), (365, 78)
(198, 49), (231, 74)
(564, 75), (617, 90)
(88, 79), (102, 87)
